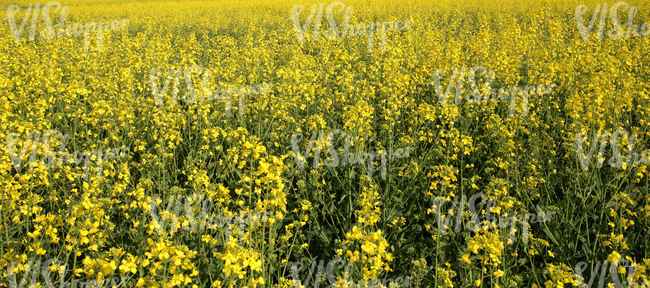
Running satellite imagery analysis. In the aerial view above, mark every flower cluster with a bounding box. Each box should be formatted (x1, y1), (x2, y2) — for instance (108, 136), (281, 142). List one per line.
(574, 1), (650, 43)
(432, 193), (558, 245)
(575, 128), (650, 171)
(288, 258), (412, 288)
(573, 255), (648, 288)
(290, 1), (413, 52)
(431, 65), (557, 116)
(5, 1), (130, 53)
(148, 192), (273, 246)
(147, 66), (271, 116)
(4, 129), (129, 181)
(290, 130), (414, 179)
(6, 257), (131, 288)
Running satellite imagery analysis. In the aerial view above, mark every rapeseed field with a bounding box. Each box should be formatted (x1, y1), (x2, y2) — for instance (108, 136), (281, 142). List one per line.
(1, 0), (650, 287)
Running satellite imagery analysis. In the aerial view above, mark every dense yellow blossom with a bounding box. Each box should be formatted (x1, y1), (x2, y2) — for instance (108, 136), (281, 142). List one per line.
(2, 0), (650, 287)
